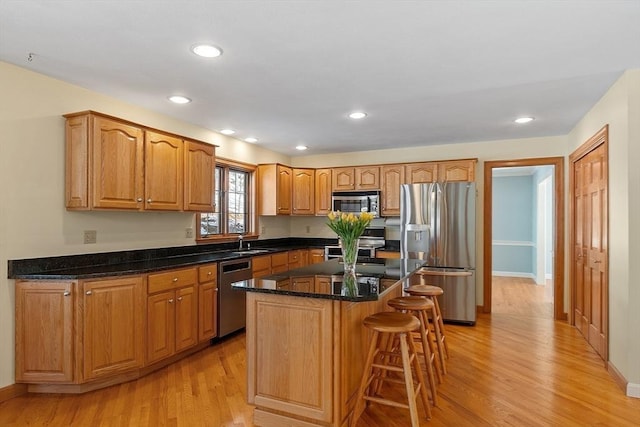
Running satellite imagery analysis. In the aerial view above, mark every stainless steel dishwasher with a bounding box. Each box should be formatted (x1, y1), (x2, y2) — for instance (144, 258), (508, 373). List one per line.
(218, 257), (252, 337)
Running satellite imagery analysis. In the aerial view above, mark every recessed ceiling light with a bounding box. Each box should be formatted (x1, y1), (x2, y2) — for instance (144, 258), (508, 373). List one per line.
(349, 111), (367, 120)
(514, 116), (534, 124)
(168, 95), (191, 104)
(295, 145), (308, 151)
(245, 137), (258, 143)
(191, 44), (223, 58)
(220, 129), (235, 135)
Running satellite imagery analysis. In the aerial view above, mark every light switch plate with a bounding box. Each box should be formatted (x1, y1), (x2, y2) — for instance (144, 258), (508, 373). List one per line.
(185, 227), (194, 238)
(84, 230), (97, 244)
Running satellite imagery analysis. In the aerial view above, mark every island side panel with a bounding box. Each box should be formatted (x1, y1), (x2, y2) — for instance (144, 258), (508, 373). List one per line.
(247, 292), (333, 424)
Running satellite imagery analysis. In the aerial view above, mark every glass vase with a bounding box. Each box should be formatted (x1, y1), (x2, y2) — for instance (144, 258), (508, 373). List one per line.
(340, 237), (360, 275)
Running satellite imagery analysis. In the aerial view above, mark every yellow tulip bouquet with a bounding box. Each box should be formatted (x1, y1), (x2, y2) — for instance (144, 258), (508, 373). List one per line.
(326, 211), (375, 272)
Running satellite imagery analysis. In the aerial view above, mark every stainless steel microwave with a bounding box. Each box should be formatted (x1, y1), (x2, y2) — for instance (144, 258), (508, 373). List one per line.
(331, 190), (380, 217)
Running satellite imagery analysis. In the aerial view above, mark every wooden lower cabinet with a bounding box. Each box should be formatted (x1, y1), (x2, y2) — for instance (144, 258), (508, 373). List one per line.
(198, 263), (218, 342)
(271, 252), (289, 274)
(81, 276), (146, 381)
(15, 281), (74, 383)
(309, 248), (326, 264)
(146, 268), (198, 364)
(252, 255), (272, 278)
(246, 281), (403, 426)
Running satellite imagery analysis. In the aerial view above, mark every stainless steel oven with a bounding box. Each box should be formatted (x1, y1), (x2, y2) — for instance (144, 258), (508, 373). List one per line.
(325, 226), (385, 260)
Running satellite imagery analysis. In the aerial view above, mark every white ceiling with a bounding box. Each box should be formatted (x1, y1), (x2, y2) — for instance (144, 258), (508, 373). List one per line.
(1, 1), (639, 156)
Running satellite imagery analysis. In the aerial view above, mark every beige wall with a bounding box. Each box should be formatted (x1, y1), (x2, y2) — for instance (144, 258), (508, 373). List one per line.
(567, 69), (640, 395)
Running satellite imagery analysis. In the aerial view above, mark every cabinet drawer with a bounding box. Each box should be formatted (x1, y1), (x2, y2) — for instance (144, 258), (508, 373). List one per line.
(252, 255), (271, 273)
(288, 250), (300, 263)
(198, 263), (218, 283)
(148, 268), (197, 294)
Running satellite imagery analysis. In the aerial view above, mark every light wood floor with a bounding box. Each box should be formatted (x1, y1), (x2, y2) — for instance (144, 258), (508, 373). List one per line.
(2, 300), (639, 425)
(492, 275), (553, 318)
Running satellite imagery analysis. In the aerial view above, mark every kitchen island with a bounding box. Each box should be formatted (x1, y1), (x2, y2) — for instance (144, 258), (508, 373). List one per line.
(232, 258), (425, 427)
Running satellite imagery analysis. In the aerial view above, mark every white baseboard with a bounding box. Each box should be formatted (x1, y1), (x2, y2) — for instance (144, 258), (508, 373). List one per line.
(492, 271), (535, 280)
(628, 382), (640, 398)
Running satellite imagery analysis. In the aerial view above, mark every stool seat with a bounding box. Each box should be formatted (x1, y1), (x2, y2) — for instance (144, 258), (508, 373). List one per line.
(363, 311), (420, 334)
(406, 284), (443, 297)
(388, 296), (435, 311)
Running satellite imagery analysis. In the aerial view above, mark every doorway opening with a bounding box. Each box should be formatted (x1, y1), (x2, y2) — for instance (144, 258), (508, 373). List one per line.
(483, 157), (566, 320)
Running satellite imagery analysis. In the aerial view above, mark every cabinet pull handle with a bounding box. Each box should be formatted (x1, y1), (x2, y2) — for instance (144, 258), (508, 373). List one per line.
(63, 291), (71, 296)
(172, 277), (178, 282)
(177, 296), (183, 302)
(169, 298), (174, 303)
(137, 197), (143, 202)
(85, 290), (92, 295)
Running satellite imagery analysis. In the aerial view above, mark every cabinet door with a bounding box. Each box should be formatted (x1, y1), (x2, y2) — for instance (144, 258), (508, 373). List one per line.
(355, 166), (380, 190)
(184, 140), (215, 212)
(252, 255), (272, 278)
(405, 162), (437, 184)
(315, 276), (332, 294)
(315, 168), (332, 215)
(277, 165), (292, 215)
(198, 282), (218, 342)
(292, 168), (315, 215)
(291, 276), (314, 292)
(147, 290), (175, 364)
(92, 116), (144, 209)
(175, 285), (198, 352)
(145, 131), (184, 210)
(332, 167), (355, 191)
(438, 160), (476, 182)
(83, 276), (144, 380)
(15, 281), (74, 383)
(309, 249), (326, 264)
(198, 263), (218, 342)
(381, 165), (404, 216)
(271, 252), (289, 274)
(288, 250), (302, 270)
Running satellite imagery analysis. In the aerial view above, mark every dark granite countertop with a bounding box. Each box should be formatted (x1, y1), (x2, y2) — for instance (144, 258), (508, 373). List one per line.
(232, 258), (426, 302)
(7, 238), (334, 280)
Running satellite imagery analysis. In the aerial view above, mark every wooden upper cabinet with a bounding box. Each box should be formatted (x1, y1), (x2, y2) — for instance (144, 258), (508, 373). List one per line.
(258, 164), (292, 215)
(332, 167), (355, 191)
(438, 159), (476, 182)
(355, 166), (380, 190)
(144, 131), (184, 211)
(65, 111), (218, 212)
(381, 164), (404, 216)
(184, 140), (215, 212)
(91, 115), (145, 210)
(314, 168), (332, 215)
(332, 166), (380, 190)
(292, 168), (315, 215)
(406, 162), (438, 184)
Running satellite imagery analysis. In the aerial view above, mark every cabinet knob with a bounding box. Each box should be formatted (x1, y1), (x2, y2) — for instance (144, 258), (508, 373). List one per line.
(207, 271), (212, 276)
(168, 298), (174, 303)
(177, 296), (183, 302)
(137, 197), (143, 202)
(63, 291), (71, 296)
(85, 290), (92, 296)
(172, 277), (178, 282)
(147, 198), (152, 203)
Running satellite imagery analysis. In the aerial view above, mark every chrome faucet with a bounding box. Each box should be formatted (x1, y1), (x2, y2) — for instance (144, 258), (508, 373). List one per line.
(238, 234), (244, 250)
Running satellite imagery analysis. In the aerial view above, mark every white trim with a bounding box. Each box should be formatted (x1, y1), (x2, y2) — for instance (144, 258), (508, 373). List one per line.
(628, 382), (640, 398)
(492, 271), (536, 279)
(545, 273), (552, 280)
(492, 240), (535, 247)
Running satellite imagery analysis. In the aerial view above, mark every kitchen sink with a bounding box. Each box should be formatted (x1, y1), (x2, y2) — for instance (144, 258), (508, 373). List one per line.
(231, 249), (271, 255)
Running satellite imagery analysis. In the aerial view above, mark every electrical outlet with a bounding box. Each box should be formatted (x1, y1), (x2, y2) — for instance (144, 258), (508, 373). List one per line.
(185, 227), (194, 238)
(306, 225), (311, 233)
(83, 230), (97, 244)
(261, 226), (266, 234)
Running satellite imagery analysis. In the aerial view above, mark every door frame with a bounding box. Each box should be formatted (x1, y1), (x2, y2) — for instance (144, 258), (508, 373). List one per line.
(483, 157), (566, 320)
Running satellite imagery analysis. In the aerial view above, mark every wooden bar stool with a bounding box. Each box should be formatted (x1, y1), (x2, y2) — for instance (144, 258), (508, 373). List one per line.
(351, 312), (431, 427)
(406, 284), (449, 375)
(387, 296), (440, 405)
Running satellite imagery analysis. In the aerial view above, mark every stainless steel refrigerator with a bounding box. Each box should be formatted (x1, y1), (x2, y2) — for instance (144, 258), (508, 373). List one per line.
(400, 182), (476, 325)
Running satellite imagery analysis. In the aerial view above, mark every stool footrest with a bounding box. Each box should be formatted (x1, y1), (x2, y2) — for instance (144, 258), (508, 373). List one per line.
(363, 395), (411, 410)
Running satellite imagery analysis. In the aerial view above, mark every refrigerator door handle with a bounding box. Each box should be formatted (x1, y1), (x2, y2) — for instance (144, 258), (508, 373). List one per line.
(416, 269), (472, 277)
